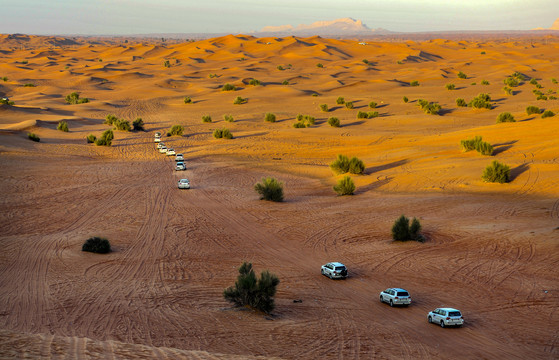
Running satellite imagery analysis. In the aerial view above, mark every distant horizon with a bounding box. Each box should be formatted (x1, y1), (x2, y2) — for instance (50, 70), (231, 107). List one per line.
(1, 1), (557, 36)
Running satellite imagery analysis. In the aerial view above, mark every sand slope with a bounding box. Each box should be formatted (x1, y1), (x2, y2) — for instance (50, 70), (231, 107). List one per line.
(0, 34), (558, 359)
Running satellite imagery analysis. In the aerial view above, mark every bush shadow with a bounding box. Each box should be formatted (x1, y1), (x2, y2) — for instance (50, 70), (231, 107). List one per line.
(492, 140), (517, 155)
(364, 159), (408, 175)
(510, 163), (530, 181)
(233, 131), (269, 139)
(342, 120), (365, 127)
(355, 176), (393, 194)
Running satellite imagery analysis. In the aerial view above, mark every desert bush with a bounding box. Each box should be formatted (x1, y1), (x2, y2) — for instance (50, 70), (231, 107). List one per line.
(95, 129), (114, 146)
(530, 78), (538, 85)
(403, 96), (409, 103)
(392, 215), (423, 242)
(330, 154), (364, 175)
(457, 71), (467, 79)
(482, 160), (510, 183)
(132, 117), (144, 131)
(163, 60), (170, 68)
(282, 80), (289, 85)
(65, 92), (89, 104)
(264, 113), (276, 123)
(469, 93), (492, 109)
(549, 96), (558, 100)
(456, 98), (467, 107)
(0, 97), (14, 105)
(293, 114), (315, 127)
(367, 111), (379, 118)
(357, 111), (368, 119)
(533, 89), (543, 95)
(223, 114), (234, 122)
(213, 128), (233, 139)
(249, 78), (261, 86)
(503, 76), (519, 87)
(104, 114), (118, 125)
(57, 121), (69, 132)
(417, 99), (429, 108)
(184, 96), (192, 104)
(221, 83), (236, 91)
(481, 51), (486, 54)
(410, 80), (420, 86)
(496, 112), (515, 123)
(328, 117), (340, 127)
(202, 115), (212, 123)
(541, 110), (555, 118)
(1, 76), (7, 82)
(348, 157), (365, 174)
(254, 177), (283, 202)
(471, 82), (477, 85)
(477, 141), (494, 156)
(481, 80), (490, 85)
(423, 103), (441, 115)
(552, 78), (558, 84)
(369, 101), (377, 108)
(460, 135), (482, 152)
(113, 118), (131, 131)
(503, 86), (513, 95)
(277, 65), (284, 71)
(345, 101), (354, 109)
(86, 134), (97, 143)
(23, 83), (36, 87)
(446, 83), (455, 90)
(333, 176), (355, 196)
(28, 133), (40, 142)
(320, 104), (329, 112)
(526, 106), (541, 115)
(535, 84), (543, 89)
(536, 95), (548, 101)
(292, 122), (306, 128)
(336, 97), (345, 104)
(168, 124), (184, 136)
(223, 262), (279, 314)
(234, 96), (247, 105)
(311, 93), (319, 97)
(512, 71), (526, 81)
(82, 236), (111, 254)
(362, 59), (369, 64)
(316, 63), (324, 68)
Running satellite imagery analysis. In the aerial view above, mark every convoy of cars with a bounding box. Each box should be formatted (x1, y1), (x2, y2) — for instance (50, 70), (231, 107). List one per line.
(154, 131), (464, 328)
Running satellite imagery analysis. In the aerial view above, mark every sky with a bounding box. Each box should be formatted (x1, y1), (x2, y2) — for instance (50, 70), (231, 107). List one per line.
(0, 0), (557, 35)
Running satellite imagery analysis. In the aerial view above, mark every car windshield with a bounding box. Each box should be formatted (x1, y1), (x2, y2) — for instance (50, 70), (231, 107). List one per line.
(335, 266), (346, 271)
(397, 292), (409, 296)
(448, 311), (461, 317)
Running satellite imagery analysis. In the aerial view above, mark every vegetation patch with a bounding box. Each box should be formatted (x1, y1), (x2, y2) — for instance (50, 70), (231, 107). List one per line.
(392, 215), (424, 242)
(457, 71), (467, 79)
(446, 84), (455, 90)
(221, 83), (236, 91)
(327, 117), (340, 127)
(202, 115), (212, 123)
(95, 129), (114, 146)
(496, 112), (515, 123)
(183, 96), (192, 104)
(541, 110), (555, 118)
(28, 133), (40, 142)
(456, 98), (467, 107)
(468, 93), (492, 109)
(333, 176), (355, 196)
(234, 96), (247, 105)
(249, 78), (261, 86)
(87, 134), (97, 143)
(132, 118), (144, 131)
(223, 262), (279, 314)
(254, 177), (283, 202)
(330, 154), (365, 175)
(57, 121), (69, 132)
(167, 124), (184, 136)
(293, 114), (315, 128)
(65, 92), (89, 104)
(320, 104), (329, 112)
(82, 236), (111, 254)
(369, 101), (377, 108)
(526, 106), (541, 115)
(336, 97), (345, 105)
(482, 160), (510, 183)
(345, 101), (354, 109)
(403, 96), (409, 103)
(460, 136), (493, 155)
(409, 80), (420, 86)
(223, 114), (234, 122)
(264, 113), (276, 123)
(213, 128), (233, 139)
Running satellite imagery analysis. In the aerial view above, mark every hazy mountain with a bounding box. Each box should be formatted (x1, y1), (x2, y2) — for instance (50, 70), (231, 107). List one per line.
(259, 18), (393, 36)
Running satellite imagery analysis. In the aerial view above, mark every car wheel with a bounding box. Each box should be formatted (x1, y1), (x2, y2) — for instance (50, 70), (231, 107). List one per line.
(380, 296), (384, 303)
(389, 300), (394, 307)
(440, 321), (445, 328)
(328, 273), (333, 279)
(321, 269), (325, 276)
(428, 316), (432, 323)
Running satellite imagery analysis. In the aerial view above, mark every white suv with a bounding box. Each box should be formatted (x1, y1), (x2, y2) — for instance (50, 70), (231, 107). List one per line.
(428, 308), (464, 328)
(321, 262), (348, 279)
(379, 288), (411, 307)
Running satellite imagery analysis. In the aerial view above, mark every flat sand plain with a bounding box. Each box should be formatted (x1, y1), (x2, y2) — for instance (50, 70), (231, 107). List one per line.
(0, 34), (558, 359)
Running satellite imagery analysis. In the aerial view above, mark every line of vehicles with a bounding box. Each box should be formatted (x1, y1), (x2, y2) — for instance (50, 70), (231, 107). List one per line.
(155, 132), (190, 189)
(321, 262), (465, 328)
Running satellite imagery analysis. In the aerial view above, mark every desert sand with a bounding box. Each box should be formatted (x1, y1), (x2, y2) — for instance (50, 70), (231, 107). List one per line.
(0, 34), (558, 359)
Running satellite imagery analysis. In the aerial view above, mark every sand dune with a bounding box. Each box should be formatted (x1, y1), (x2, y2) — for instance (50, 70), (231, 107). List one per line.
(0, 33), (558, 359)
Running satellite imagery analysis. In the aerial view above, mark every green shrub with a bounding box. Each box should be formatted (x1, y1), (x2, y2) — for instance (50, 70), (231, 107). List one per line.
(457, 71), (467, 79)
(541, 110), (555, 118)
(369, 101), (377, 108)
(330, 155), (364, 175)
(410, 80), (420, 86)
(213, 128), (233, 139)
(328, 117), (340, 127)
(87, 134), (97, 143)
(403, 96), (409, 103)
(57, 121), (69, 132)
(357, 111), (368, 119)
(552, 78), (558, 84)
(512, 72), (525, 81)
(536, 95), (548, 101)
(549, 96), (558, 100)
(471, 82), (477, 86)
(95, 129), (114, 146)
(254, 177), (283, 202)
(223, 262), (279, 314)
(417, 99), (429, 108)
(336, 97), (345, 105)
(503, 76), (519, 87)
(460, 136), (482, 152)
(264, 113), (276, 123)
(362, 59), (369, 64)
(348, 157), (365, 174)
(320, 104), (329, 112)
(367, 111), (379, 118)
(223, 114), (234, 122)
(277, 65), (284, 71)
(65, 92), (89, 104)
(392, 215), (423, 241)
(481, 80), (490, 85)
(28, 133), (40, 142)
(477, 141), (494, 156)
(234, 96), (247, 104)
(202, 115), (212, 123)
(530, 78), (538, 85)
(456, 98), (467, 107)
(132, 117), (144, 131)
(526, 106), (541, 115)
(249, 78), (261, 86)
(535, 84), (543, 89)
(104, 114), (118, 125)
(333, 176), (355, 196)
(469, 93), (492, 109)
(496, 112), (515, 123)
(113, 118), (131, 131)
(0, 97), (15, 105)
(345, 101), (354, 109)
(184, 96), (192, 104)
(481, 51), (486, 54)
(221, 83), (236, 91)
(282, 80), (289, 85)
(82, 236), (111, 254)
(446, 83), (455, 90)
(311, 93), (319, 97)
(23, 83), (36, 87)
(316, 63), (324, 68)
(1, 76), (7, 82)
(503, 86), (513, 95)
(482, 160), (510, 183)
(294, 115), (315, 127)
(163, 59), (170, 68)
(168, 124), (184, 136)
(423, 103), (441, 115)
(293, 122), (306, 128)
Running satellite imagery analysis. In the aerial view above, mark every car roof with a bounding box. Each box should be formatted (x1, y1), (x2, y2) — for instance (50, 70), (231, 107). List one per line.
(179, 178), (189, 182)
(176, 153), (183, 156)
(388, 288), (408, 292)
(437, 307), (461, 312)
(328, 262), (345, 266)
